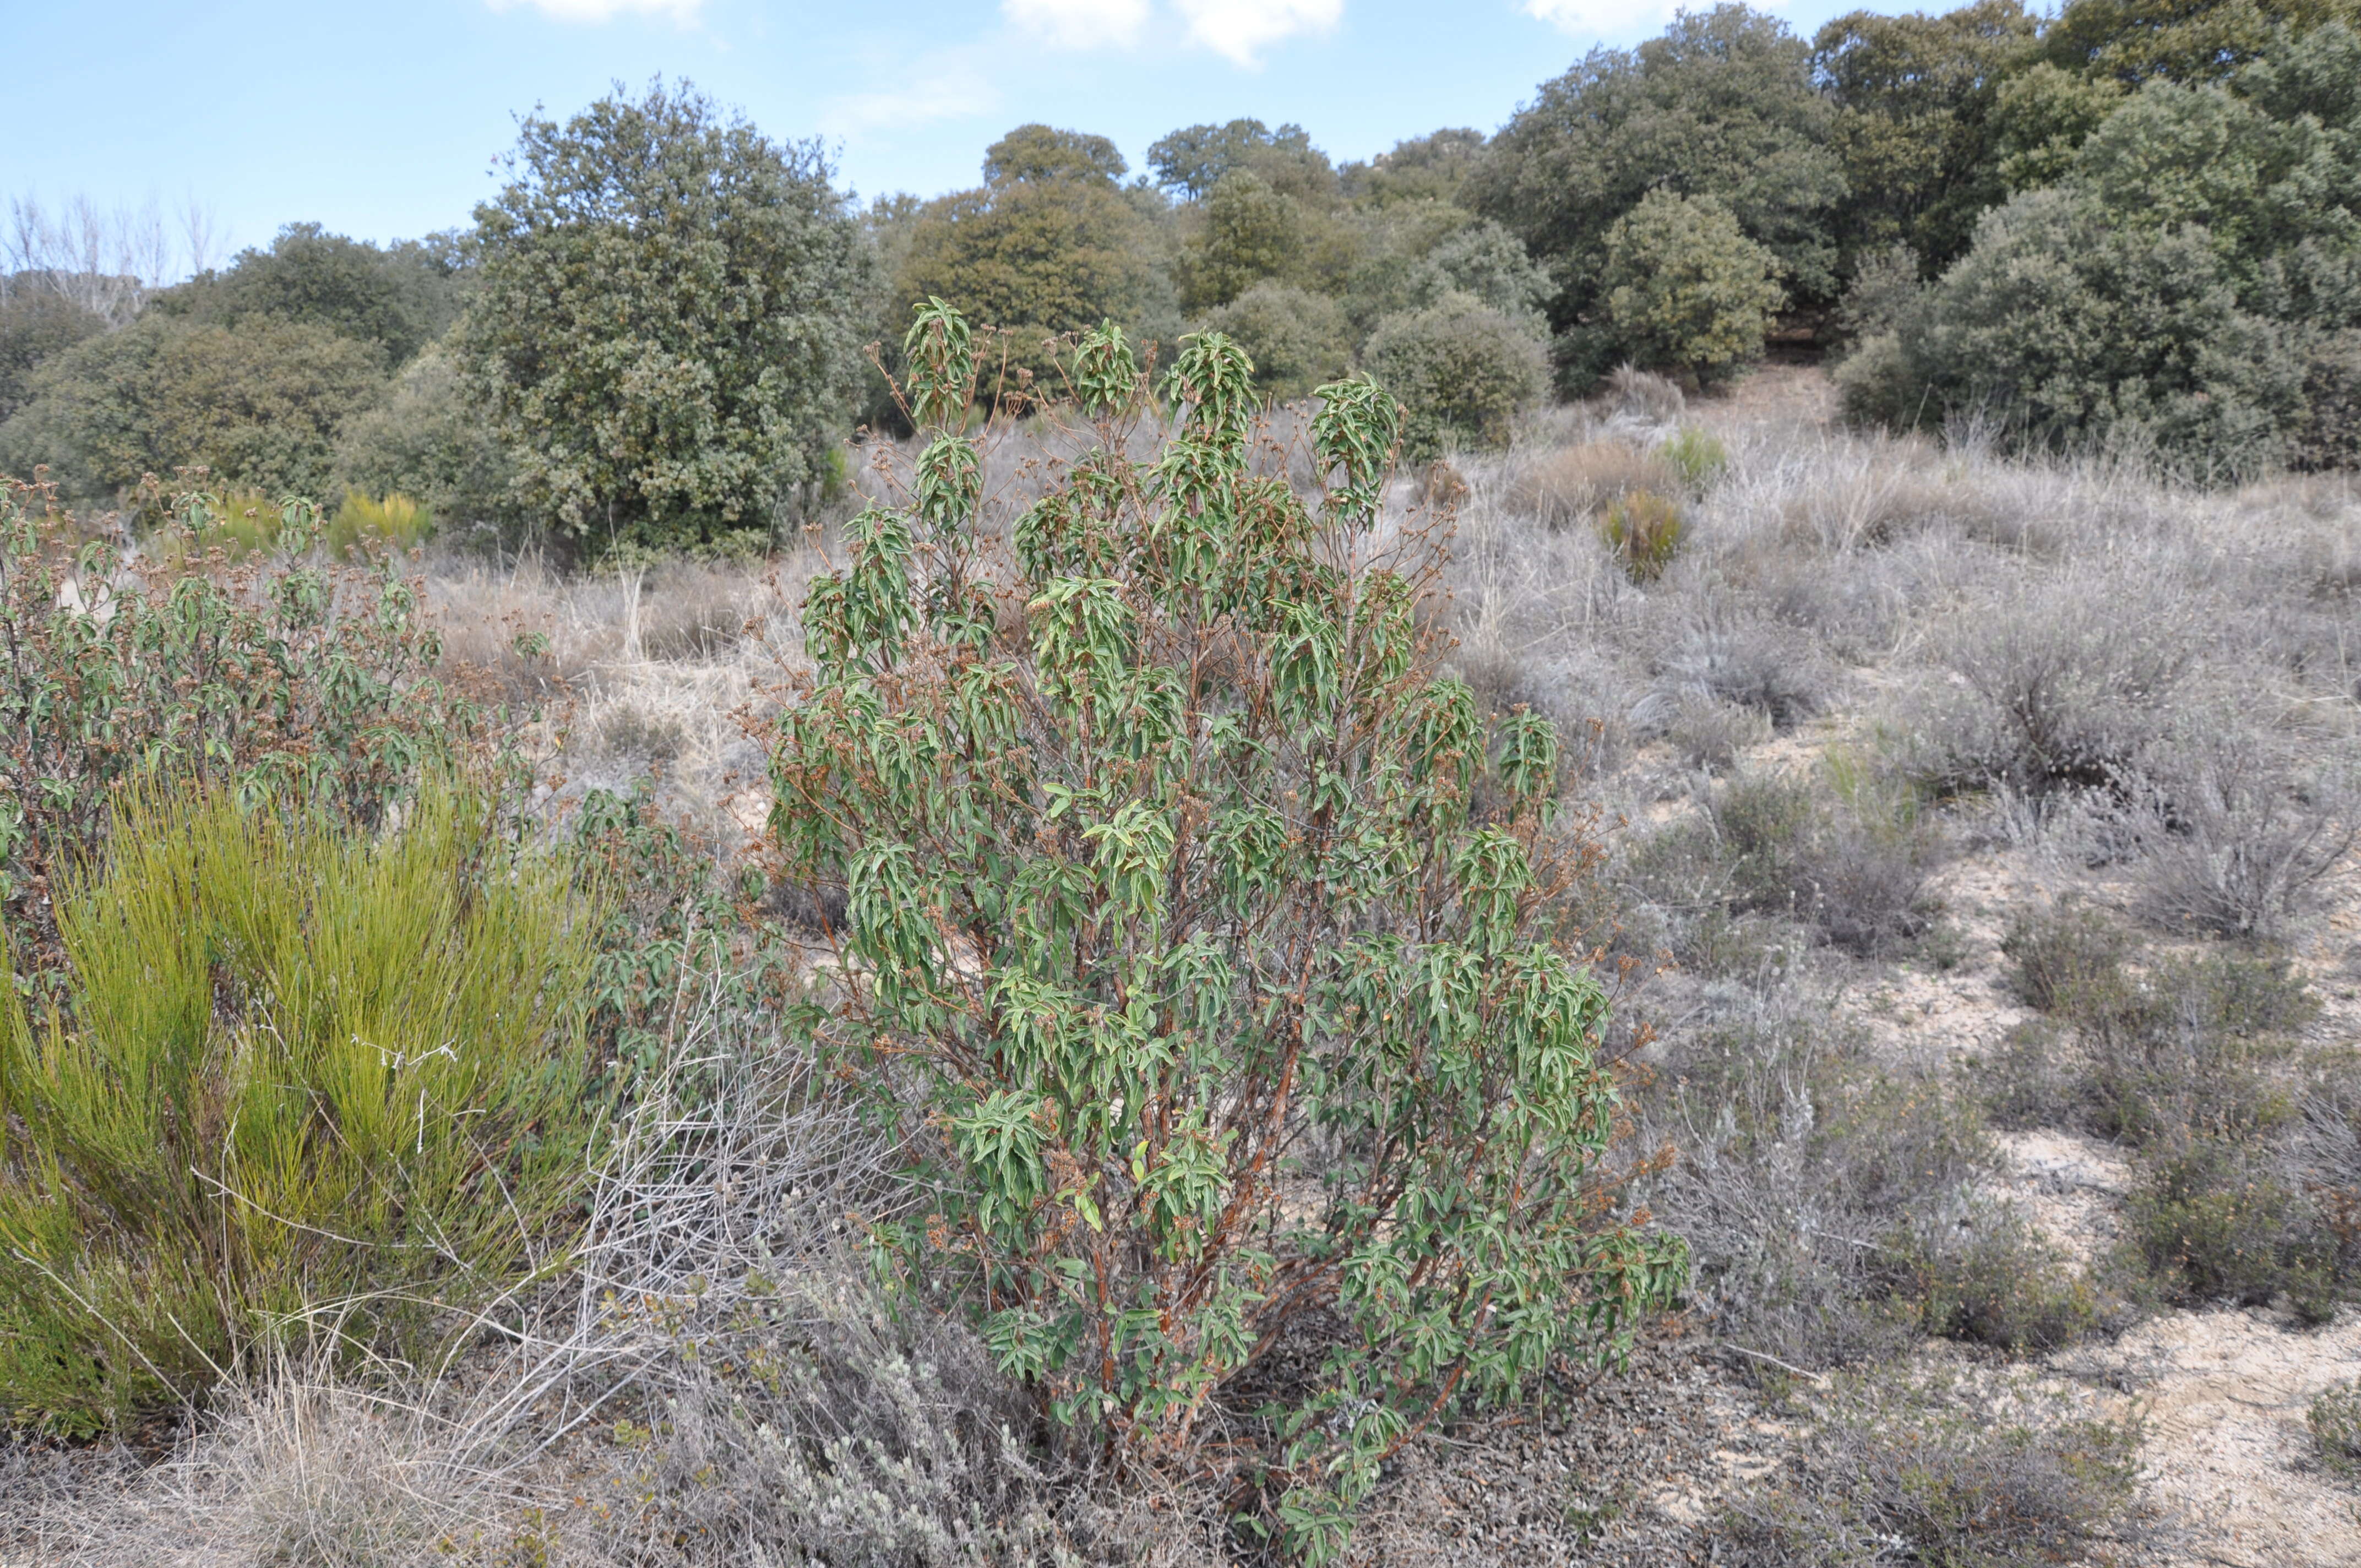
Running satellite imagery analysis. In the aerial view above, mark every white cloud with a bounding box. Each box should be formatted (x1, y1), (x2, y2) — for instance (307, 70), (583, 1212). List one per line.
(819, 54), (999, 139)
(1519, 0), (1692, 36)
(1176, 0), (1342, 67)
(1003, 0), (1152, 50)
(489, 0), (702, 21)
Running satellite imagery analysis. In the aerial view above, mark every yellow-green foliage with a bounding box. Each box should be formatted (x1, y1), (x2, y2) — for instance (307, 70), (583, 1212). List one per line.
(0, 784), (601, 1434)
(1658, 426), (1729, 494)
(327, 489), (434, 558)
(153, 488), (431, 564)
(1601, 487), (1687, 581)
(172, 488), (287, 560)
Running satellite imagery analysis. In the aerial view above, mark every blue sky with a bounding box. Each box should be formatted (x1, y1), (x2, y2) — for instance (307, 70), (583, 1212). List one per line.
(6, 0), (1902, 269)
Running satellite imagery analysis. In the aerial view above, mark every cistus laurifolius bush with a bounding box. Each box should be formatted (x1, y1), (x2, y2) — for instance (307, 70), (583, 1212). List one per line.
(0, 783), (601, 1435)
(0, 475), (477, 960)
(769, 302), (1687, 1560)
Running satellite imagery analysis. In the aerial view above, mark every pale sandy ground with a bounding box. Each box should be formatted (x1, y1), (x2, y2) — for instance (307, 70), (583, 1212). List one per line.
(1860, 819), (2361, 1564)
(1698, 677), (2361, 1564)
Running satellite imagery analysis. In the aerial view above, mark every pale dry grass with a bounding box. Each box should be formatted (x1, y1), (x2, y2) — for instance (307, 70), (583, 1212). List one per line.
(0, 965), (1195, 1568)
(427, 549), (826, 847)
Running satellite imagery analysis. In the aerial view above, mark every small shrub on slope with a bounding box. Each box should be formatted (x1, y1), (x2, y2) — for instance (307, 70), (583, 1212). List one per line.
(1723, 1368), (2150, 1566)
(1995, 908), (2359, 1314)
(769, 304), (1685, 1560)
(2313, 1379), (2361, 1482)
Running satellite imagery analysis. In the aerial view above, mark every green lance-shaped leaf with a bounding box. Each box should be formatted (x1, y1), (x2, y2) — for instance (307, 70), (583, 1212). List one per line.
(1015, 492), (1082, 583)
(914, 433), (981, 531)
(1069, 319), (1140, 421)
(1270, 600), (1343, 733)
(949, 1087), (1052, 1238)
(1082, 797), (1176, 939)
(840, 506), (916, 663)
(1312, 375), (1401, 527)
(1165, 331), (1257, 460)
(1351, 569), (1417, 689)
(1454, 827), (1535, 955)
(846, 839), (943, 1000)
(1029, 576), (1134, 712)
(799, 571), (852, 673)
(1399, 677), (1483, 818)
(1147, 437), (1239, 592)
(1494, 709), (1560, 812)
(903, 296), (976, 431)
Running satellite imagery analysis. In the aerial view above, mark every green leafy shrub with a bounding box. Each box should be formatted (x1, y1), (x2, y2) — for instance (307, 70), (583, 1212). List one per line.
(570, 782), (788, 1085)
(1400, 219), (1553, 328)
(0, 783), (600, 1433)
(1993, 908), (2355, 1310)
(0, 312), (387, 504)
(2000, 907), (2315, 1146)
(1190, 281), (1353, 402)
(1831, 243), (1925, 346)
(2130, 1139), (2340, 1315)
(0, 476), (476, 952)
(2294, 328), (2361, 472)
(0, 291), (107, 425)
(1600, 488), (1687, 581)
(1838, 187), (2299, 477)
(332, 342), (519, 540)
(1998, 899), (2140, 1014)
(1658, 425), (1730, 493)
(770, 305), (1684, 1558)
(1845, 26), (2361, 478)
(459, 80), (871, 557)
(897, 125), (1179, 405)
(2312, 1378), (2361, 1481)
(1364, 292), (1548, 462)
(1901, 1211), (2114, 1353)
(1597, 191), (1788, 386)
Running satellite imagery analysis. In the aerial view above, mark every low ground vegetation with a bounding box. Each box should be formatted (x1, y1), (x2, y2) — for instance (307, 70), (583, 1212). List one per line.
(5, 336), (2361, 1562)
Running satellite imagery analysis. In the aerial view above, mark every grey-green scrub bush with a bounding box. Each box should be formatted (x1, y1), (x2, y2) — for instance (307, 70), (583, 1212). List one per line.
(1190, 280), (1353, 401)
(1840, 24), (2361, 479)
(1597, 191), (1788, 386)
(333, 342), (519, 541)
(458, 79), (870, 558)
(0, 311), (387, 504)
(2314, 1378), (2361, 1480)
(769, 303), (1685, 1560)
(1363, 292), (1549, 462)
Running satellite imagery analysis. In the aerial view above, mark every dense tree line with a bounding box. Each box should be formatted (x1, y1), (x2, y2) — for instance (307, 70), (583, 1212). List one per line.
(3, 0), (2357, 556)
